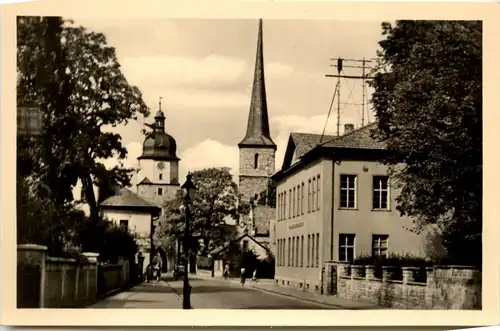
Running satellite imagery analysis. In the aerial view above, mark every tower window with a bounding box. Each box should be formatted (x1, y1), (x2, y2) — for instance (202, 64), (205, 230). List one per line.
(254, 153), (259, 169)
(159, 174), (163, 180)
(158, 188), (163, 196)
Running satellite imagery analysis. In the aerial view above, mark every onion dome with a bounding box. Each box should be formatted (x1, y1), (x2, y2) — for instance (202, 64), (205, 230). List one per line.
(138, 106), (180, 161)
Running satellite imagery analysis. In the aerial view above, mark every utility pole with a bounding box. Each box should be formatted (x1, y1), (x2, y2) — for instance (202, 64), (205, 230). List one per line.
(326, 57), (374, 133)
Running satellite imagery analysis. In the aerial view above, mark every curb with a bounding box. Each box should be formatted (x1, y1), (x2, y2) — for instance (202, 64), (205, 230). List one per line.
(161, 280), (182, 301)
(247, 285), (346, 309)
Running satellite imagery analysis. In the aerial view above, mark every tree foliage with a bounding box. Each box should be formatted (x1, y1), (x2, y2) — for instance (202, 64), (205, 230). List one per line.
(153, 167), (241, 256)
(17, 17), (149, 222)
(370, 21), (482, 265)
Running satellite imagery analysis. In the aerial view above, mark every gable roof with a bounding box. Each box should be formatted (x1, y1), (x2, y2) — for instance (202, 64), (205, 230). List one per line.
(99, 188), (160, 212)
(137, 177), (153, 185)
(209, 233), (268, 256)
(282, 132), (336, 170)
(274, 122), (389, 181)
(316, 122), (385, 151)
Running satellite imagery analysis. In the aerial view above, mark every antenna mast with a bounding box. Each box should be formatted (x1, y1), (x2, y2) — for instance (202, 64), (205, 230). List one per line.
(326, 57), (374, 132)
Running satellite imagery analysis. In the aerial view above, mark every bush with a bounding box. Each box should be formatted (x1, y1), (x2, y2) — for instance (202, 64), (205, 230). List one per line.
(75, 218), (139, 264)
(353, 253), (432, 280)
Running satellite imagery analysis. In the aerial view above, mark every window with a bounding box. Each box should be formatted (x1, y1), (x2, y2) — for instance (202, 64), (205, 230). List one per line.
(158, 188), (163, 195)
(300, 236), (304, 267)
(315, 234), (320, 267)
(301, 183), (305, 214)
(339, 234), (356, 262)
(282, 240), (285, 266)
(243, 240), (249, 251)
(283, 192), (287, 219)
(317, 175), (321, 210)
(289, 190), (292, 219)
(288, 238), (291, 266)
(292, 237), (295, 267)
(307, 235), (310, 267)
(308, 179), (311, 212)
(159, 174), (163, 180)
(373, 176), (389, 210)
(296, 185), (300, 217)
(278, 240), (281, 266)
(372, 235), (389, 257)
(295, 236), (299, 267)
(340, 175), (357, 208)
(293, 188), (296, 218)
(280, 240), (283, 266)
(311, 234), (315, 268)
(254, 153), (259, 169)
(312, 177), (316, 211)
(119, 220), (128, 230)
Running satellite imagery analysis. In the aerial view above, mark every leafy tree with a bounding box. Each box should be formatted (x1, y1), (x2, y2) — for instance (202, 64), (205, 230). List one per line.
(17, 17), (149, 226)
(370, 21), (482, 265)
(17, 173), (86, 256)
(153, 167), (241, 256)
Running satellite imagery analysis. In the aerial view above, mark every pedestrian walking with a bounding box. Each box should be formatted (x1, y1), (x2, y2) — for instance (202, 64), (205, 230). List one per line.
(240, 267), (246, 286)
(223, 264), (230, 279)
(252, 268), (258, 282)
(145, 264), (153, 283)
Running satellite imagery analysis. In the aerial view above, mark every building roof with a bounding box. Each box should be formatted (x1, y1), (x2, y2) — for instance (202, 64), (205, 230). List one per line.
(281, 132), (336, 169)
(238, 19), (276, 149)
(274, 122), (389, 181)
(138, 108), (180, 161)
(209, 233), (269, 257)
(316, 122), (385, 151)
(137, 177), (153, 185)
(99, 188), (160, 212)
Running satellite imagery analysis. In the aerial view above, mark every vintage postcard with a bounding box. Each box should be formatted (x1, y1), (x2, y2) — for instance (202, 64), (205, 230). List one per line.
(1, 0), (499, 327)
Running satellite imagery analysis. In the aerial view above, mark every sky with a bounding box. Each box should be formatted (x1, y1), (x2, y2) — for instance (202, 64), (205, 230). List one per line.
(69, 18), (386, 186)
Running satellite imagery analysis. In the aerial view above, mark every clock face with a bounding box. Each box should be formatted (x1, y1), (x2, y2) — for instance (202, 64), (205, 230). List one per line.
(157, 162), (165, 170)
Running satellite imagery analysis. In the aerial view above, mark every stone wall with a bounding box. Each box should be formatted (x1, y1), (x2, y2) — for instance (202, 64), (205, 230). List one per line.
(137, 183), (179, 207)
(323, 261), (481, 309)
(239, 175), (270, 202)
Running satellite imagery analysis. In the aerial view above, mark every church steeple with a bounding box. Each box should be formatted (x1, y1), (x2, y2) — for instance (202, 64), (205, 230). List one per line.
(238, 19), (276, 149)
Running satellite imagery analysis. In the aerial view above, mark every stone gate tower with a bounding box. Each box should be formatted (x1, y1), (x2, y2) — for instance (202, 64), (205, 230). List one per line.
(238, 19), (276, 202)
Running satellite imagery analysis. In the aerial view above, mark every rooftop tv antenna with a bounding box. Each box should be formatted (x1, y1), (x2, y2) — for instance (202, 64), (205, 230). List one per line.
(325, 57), (375, 135)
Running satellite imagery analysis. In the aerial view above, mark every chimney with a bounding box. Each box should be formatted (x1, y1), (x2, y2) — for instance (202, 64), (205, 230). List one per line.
(344, 123), (355, 134)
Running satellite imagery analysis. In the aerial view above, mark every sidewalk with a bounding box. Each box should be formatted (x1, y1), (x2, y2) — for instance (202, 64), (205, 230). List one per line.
(89, 279), (182, 309)
(191, 273), (385, 309)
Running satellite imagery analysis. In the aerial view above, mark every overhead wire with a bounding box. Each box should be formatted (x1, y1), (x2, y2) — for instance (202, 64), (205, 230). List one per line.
(319, 82), (339, 144)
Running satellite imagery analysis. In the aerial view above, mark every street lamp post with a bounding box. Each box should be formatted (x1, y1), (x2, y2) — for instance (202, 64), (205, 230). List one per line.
(181, 174), (196, 309)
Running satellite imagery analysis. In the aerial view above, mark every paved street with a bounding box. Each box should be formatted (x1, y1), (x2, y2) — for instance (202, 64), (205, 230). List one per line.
(90, 275), (342, 309)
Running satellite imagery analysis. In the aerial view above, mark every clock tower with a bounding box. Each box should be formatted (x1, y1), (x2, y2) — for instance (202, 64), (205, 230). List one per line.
(136, 100), (180, 208)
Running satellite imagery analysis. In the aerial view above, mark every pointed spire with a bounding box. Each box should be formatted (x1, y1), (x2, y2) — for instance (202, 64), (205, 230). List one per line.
(238, 19), (276, 149)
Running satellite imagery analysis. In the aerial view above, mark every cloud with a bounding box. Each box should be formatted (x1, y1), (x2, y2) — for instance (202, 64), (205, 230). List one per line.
(161, 88), (249, 110)
(120, 54), (247, 89)
(179, 139), (239, 181)
(265, 62), (295, 78)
